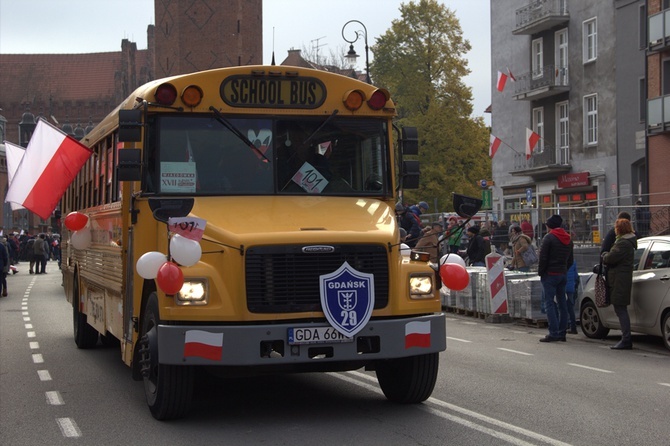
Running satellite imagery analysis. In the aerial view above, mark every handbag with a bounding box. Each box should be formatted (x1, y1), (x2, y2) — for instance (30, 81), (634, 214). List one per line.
(521, 244), (538, 265)
(594, 259), (610, 308)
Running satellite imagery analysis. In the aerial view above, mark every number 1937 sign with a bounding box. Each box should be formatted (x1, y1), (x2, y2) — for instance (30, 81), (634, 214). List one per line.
(319, 262), (375, 337)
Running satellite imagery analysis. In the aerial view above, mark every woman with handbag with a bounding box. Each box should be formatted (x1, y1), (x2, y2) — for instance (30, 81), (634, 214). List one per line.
(602, 218), (637, 350)
(510, 226), (532, 272)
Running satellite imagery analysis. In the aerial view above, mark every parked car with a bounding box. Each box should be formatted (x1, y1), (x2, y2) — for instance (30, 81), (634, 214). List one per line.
(579, 236), (670, 351)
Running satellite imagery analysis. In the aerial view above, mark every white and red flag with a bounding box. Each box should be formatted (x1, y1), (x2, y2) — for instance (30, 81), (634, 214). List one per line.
(496, 71), (508, 92)
(3, 141), (27, 211)
(526, 128), (541, 160)
(5, 118), (92, 220)
(507, 67), (516, 82)
(489, 134), (502, 158)
(183, 330), (223, 361)
(404, 320), (431, 349)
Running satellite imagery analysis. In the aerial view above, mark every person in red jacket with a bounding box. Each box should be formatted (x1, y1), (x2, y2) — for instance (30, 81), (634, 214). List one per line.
(520, 218), (534, 242)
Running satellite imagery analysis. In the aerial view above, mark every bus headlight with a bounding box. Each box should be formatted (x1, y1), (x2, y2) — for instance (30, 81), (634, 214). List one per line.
(409, 274), (434, 299)
(176, 279), (208, 305)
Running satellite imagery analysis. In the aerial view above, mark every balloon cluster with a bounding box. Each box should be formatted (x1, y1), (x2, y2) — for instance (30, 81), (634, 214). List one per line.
(135, 234), (202, 295)
(64, 212), (92, 250)
(439, 254), (469, 291)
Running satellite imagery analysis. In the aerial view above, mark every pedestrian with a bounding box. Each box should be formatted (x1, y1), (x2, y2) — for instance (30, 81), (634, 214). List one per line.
(537, 214), (574, 343)
(466, 225), (488, 267)
(444, 217), (464, 254)
(25, 235), (36, 274)
(521, 218), (534, 242)
(493, 220), (510, 254)
(415, 222), (442, 262)
(0, 236), (9, 297)
(396, 202), (421, 248)
(602, 218), (637, 350)
(510, 225), (532, 272)
(566, 259), (579, 334)
(33, 233), (49, 274)
(601, 211), (632, 254)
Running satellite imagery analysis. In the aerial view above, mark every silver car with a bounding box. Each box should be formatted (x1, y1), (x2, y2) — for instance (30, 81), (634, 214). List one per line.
(579, 236), (670, 350)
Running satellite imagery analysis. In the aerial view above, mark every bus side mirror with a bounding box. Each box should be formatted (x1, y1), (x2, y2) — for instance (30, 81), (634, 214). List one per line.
(119, 109), (143, 142)
(402, 160), (420, 189)
(401, 127), (418, 155)
(116, 149), (142, 182)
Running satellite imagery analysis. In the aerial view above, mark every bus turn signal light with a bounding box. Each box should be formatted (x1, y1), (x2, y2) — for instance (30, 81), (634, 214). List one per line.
(181, 85), (203, 107)
(343, 90), (365, 111)
(154, 83), (178, 106)
(367, 89), (390, 110)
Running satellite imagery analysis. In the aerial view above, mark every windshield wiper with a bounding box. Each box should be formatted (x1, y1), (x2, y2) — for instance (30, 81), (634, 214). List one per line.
(299, 109), (339, 150)
(208, 106), (270, 162)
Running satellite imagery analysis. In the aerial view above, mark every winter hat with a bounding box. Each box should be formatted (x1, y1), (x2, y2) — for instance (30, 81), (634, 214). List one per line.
(395, 202), (405, 212)
(467, 225), (480, 235)
(419, 201), (429, 210)
(545, 214), (563, 229)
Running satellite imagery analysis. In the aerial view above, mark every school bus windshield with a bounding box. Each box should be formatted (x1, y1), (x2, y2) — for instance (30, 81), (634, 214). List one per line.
(145, 115), (390, 196)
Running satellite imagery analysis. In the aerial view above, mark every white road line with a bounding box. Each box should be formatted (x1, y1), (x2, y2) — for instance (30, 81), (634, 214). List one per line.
(32, 353), (44, 363)
(22, 311), (29, 316)
(659, 383), (670, 388)
(463, 321), (479, 325)
(46, 391), (64, 405)
(567, 363), (614, 373)
(29, 341), (39, 349)
(498, 348), (534, 356)
(27, 331), (36, 338)
(447, 336), (473, 343)
(56, 418), (81, 438)
(21, 306), (28, 311)
(22, 297), (28, 302)
(23, 317), (31, 322)
(25, 323), (33, 329)
(38, 370), (52, 381)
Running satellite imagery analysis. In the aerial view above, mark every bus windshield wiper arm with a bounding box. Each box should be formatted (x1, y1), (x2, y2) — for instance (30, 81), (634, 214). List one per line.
(209, 106), (270, 162)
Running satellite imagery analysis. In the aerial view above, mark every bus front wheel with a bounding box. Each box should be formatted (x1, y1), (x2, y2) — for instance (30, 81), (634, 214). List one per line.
(375, 353), (439, 403)
(140, 293), (193, 420)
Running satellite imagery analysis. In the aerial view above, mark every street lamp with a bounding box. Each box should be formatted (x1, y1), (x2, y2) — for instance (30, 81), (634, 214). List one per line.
(342, 20), (371, 84)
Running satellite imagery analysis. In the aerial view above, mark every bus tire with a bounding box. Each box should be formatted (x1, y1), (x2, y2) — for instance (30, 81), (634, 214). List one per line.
(141, 293), (193, 420)
(375, 353), (439, 404)
(73, 276), (99, 349)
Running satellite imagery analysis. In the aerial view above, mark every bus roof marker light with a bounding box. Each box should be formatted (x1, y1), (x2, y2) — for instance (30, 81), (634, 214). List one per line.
(367, 89), (390, 110)
(155, 83), (178, 106)
(343, 89), (365, 111)
(181, 85), (203, 107)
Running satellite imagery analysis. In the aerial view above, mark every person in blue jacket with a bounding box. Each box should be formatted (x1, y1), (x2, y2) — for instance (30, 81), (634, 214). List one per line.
(565, 260), (579, 334)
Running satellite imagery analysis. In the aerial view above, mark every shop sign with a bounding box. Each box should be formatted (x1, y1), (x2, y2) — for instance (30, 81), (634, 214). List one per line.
(557, 172), (589, 188)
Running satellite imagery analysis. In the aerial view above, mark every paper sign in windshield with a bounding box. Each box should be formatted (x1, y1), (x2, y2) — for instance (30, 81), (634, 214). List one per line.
(291, 161), (329, 194)
(168, 217), (207, 241)
(160, 162), (197, 193)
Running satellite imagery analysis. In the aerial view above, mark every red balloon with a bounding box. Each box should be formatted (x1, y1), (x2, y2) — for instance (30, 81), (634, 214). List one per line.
(64, 212), (89, 231)
(439, 263), (470, 291)
(156, 262), (184, 295)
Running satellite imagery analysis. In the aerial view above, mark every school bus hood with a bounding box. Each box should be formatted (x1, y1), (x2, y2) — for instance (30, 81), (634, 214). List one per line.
(190, 196), (396, 242)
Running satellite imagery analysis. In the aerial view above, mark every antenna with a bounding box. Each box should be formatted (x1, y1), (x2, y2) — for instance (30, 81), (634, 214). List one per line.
(311, 36), (327, 65)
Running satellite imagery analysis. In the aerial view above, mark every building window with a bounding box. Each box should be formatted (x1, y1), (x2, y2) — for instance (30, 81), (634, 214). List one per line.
(533, 107), (544, 153)
(583, 18), (597, 63)
(584, 94), (598, 146)
(556, 101), (569, 163)
(555, 29), (568, 86)
(532, 38), (543, 79)
(639, 78), (646, 123)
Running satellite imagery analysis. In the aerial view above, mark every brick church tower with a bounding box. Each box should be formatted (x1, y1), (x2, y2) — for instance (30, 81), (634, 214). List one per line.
(153, 0), (263, 78)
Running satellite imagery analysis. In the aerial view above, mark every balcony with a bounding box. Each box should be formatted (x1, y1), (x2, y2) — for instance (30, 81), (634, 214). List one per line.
(647, 95), (670, 134)
(512, 64), (569, 101)
(513, 0), (569, 35)
(648, 9), (670, 52)
(511, 145), (571, 181)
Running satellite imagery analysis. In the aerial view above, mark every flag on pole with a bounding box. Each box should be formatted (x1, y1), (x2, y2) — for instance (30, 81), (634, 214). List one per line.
(3, 141), (27, 211)
(507, 67), (516, 82)
(489, 134), (502, 158)
(526, 128), (540, 160)
(5, 118), (93, 220)
(496, 71), (508, 92)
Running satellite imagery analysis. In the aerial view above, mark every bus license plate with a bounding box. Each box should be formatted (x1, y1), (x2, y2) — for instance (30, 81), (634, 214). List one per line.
(288, 327), (353, 345)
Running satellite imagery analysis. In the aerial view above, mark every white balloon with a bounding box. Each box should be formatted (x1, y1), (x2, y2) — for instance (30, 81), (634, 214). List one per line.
(71, 229), (92, 250)
(170, 234), (202, 267)
(440, 253), (466, 268)
(400, 243), (411, 257)
(136, 251), (168, 279)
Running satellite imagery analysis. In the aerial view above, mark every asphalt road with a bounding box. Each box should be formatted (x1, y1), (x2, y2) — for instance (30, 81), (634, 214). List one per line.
(1, 263), (668, 445)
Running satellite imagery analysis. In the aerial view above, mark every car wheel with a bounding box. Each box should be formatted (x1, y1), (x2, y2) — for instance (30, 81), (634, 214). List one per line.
(375, 353), (439, 403)
(662, 312), (670, 352)
(580, 300), (610, 339)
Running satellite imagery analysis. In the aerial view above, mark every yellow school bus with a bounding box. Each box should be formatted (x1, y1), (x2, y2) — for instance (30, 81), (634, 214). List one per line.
(61, 65), (445, 420)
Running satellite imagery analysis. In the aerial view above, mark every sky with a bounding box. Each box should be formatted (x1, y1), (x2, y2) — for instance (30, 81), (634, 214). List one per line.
(0, 0), (491, 124)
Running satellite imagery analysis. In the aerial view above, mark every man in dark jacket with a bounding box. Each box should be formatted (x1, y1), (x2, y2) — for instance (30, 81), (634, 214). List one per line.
(396, 203), (421, 248)
(466, 225), (488, 266)
(538, 214), (574, 343)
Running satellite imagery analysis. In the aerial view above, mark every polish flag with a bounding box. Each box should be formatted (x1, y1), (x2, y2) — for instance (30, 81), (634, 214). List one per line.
(507, 67), (516, 82)
(5, 119), (92, 220)
(496, 71), (508, 92)
(405, 321), (431, 349)
(489, 134), (502, 158)
(3, 141), (27, 211)
(183, 330), (224, 361)
(526, 128), (541, 160)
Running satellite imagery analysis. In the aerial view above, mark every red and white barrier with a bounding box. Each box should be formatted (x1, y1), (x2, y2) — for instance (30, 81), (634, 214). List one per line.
(485, 249), (508, 314)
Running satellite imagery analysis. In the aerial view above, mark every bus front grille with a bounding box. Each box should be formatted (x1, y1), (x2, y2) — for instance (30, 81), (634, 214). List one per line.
(245, 245), (389, 313)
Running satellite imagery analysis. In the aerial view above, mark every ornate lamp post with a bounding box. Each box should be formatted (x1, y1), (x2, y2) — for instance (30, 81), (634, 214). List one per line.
(342, 20), (371, 84)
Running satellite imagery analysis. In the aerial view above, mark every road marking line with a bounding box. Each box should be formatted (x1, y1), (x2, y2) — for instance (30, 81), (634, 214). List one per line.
(23, 317), (31, 322)
(447, 336), (473, 343)
(22, 298), (28, 302)
(38, 370), (52, 381)
(659, 383), (670, 387)
(29, 342), (39, 349)
(32, 353), (44, 363)
(46, 391), (64, 405)
(463, 321), (479, 325)
(21, 306), (28, 311)
(498, 348), (534, 356)
(568, 363), (613, 373)
(25, 323), (33, 329)
(56, 418), (81, 438)
(27, 331), (36, 338)
(22, 311), (29, 316)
